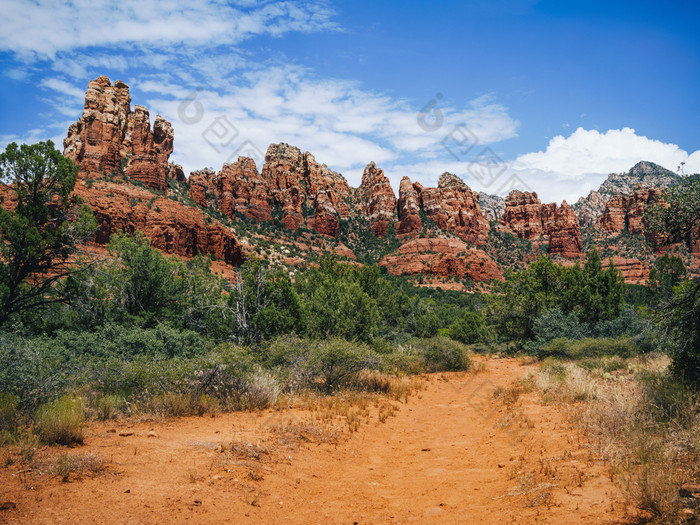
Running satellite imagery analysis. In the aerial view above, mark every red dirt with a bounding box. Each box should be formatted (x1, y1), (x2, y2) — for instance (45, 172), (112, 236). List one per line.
(0, 358), (634, 524)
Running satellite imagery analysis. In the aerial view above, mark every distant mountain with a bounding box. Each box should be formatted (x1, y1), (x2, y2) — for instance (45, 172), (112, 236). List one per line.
(477, 192), (506, 221)
(573, 161), (679, 227)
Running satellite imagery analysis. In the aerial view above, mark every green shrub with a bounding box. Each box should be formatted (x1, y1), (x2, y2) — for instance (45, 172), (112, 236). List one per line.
(87, 354), (196, 397)
(380, 344), (426, 375)
(538, 337), (640, 360)
(91, 395), (126, 421)
(448, 311), (484, 344)
(0, 393), (19, 432)
(413, 337), (471, 372)
(268, 336), (378, 391)
(0, 333), (77, 410)
(532, 308), (587, 343)
(36, 395), (85, 445)
(312, 338), (378, 391)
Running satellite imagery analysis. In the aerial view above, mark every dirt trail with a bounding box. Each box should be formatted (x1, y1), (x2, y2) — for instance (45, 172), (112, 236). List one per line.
(0, 358), (632, 524)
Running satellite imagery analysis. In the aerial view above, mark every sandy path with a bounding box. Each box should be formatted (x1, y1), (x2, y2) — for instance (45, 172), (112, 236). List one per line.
(0, 357), (632, 524)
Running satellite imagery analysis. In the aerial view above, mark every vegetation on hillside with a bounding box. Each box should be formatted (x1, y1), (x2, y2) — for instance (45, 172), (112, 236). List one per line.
(2, 143), (700, 522)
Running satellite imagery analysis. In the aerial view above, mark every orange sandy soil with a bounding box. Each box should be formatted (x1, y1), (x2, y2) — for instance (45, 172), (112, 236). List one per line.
(0, 357), (637, 524)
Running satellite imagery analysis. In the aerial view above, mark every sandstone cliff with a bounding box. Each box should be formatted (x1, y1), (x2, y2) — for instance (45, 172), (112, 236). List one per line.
(502, 190), (582, 258)
(412, 173), (490, 246)
(396, 177), (422, 235)
(597, 184), (664, 235)
(353, 162), (397, 237)
(63, 76), (243, 266)
(63, 76), (174, 191)
(379, 238), (502, 282)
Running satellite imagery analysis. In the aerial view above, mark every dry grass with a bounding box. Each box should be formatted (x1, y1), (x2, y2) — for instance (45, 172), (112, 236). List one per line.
(35, 395), (85, 446)
(532, 355), (700, 523)
(148, 392), (219, 417)
(350, 370), (422, 403)
(266, 419), (340, 446)
(222, 439), (270, 460)
(50, 452), (105, 482)
(535, 362), (599, 403)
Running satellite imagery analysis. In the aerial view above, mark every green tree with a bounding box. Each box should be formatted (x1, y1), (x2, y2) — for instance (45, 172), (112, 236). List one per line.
(63, 232), (232, 336)
(648, 253), (686, 304)
(296, 253), (378, 342)
(229, 259), (304, 344)
(647, 174), (700, 382)
(0, 141), (95, 327)
(449, 310), (484, 344)
(487, 256), (564, 340)
(577, 248), (625, 324)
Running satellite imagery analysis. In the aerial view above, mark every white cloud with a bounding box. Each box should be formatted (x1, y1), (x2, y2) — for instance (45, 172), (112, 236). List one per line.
(513, 127), (697, 177)
(0, 0), (338, 58)
(39, 78), (85, 100)
(503, 127), (700, 203)
(135, 65), (519, 186)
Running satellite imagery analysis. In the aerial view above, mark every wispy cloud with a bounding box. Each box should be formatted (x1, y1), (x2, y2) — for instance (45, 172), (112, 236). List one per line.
(0, 0), (338, 58)
(125, 64), (519, 186)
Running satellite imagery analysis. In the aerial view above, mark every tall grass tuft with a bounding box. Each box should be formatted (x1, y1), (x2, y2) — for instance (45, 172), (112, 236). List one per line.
(35, 395), (85, 445)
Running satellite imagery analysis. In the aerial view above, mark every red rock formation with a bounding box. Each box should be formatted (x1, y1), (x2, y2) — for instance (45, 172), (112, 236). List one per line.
(261, 143), (306, 230)
(502, 191), (544, 239)
(502, 190), (582, 258)
(598, 185), (664, 235)
(414, 173), (490, 246)
(397, 176), (422, 235)
(548, 202), (583, 258)
(217, 157), (272, 222)
(63, 76), (174, 191)
(76, 182), (243, 265)
(304, 152), (350, 219)
(188, 169), (215, 209)
(167, 163), (186, 183)
(311, 190), (340, 237)
(354, 162), (397, 237)
(689, 227), (700, 256)
(379, 238), (502, 282)
(257, 144), (351, 235)
(602, 256), (649, 285)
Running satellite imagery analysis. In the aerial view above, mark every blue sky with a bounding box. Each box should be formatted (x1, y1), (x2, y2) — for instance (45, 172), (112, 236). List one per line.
(1, 0), (698, 203)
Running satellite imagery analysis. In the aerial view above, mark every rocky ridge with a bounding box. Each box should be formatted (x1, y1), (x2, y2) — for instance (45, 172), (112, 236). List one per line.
(573, 161), (678, 227)
(51, 76), (699, 287)
(501, 190), (583, 258)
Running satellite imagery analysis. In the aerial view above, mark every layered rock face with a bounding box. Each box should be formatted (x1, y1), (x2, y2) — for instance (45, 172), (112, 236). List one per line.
(63, 76), (174, 191)
(219, 157), (272, 222)
(62, 77), (243, 267)
(597, 185), (663, 235)
(502, 191), (546, 239)
(188, 169), (216, 209)
(77, 182), (243, 266)
(354, 162), (397, 237)
(548, 202), (584, 258)
(602, 256), (649, 285)
(412, 173), (490, 245)
(397, 177), (422, 235)
(379, 238), (502, 282)
(502, 190), (582, 258)
(260, 144), (351, 235)
(188, 144), (351, 237)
